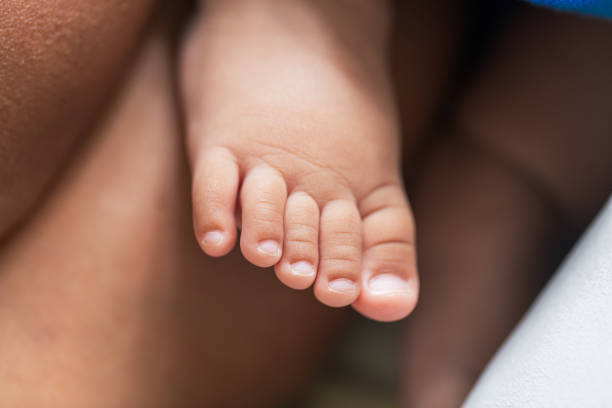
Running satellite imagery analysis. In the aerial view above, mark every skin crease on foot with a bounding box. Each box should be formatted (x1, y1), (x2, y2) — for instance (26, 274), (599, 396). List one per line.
(11, 0), (609, 406)
(181, 0), (418, 322)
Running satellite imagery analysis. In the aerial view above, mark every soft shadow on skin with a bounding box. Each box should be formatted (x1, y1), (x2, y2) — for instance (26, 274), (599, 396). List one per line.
(0, 0), (156, 242)
(0, 2), (350, 406)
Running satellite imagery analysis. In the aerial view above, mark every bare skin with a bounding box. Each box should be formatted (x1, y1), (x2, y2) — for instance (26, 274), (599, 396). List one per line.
(0, 12), (345, 406)
(7, 0), (609, 406)
(402, 7), (612, 406)
(0, 0), (457, 405)
(0, 0), (155, 239)
(181, 0), (418, 321)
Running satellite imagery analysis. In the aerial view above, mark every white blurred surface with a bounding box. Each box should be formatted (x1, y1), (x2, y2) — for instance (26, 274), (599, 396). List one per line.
(464, 196), (612, 407)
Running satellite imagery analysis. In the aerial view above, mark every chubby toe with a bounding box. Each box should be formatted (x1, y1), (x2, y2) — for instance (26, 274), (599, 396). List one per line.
(314, 199), (362, 307)
(192, 147), (240, 257)
(275, 191), (320, 289)
(239, 166), (287, 267)
(352, 185), (419, 321)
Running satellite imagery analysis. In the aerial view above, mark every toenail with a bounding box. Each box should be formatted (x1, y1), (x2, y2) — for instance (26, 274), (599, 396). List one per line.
(289, 261), (315, 277)
(257, 240), (281, 256)
(368, 274), (410, 295)
(203, 230), (225, 245)
(328, 278), (358, 294)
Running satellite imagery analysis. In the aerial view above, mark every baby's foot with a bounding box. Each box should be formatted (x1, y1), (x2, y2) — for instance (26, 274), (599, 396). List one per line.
(180, 0), (417, 321)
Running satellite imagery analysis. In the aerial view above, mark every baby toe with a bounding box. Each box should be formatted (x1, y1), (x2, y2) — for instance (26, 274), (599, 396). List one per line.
(275, 191), (319, 290)
(192, 147), (240, 257)
(314, 199), (362, 307)
(239, 166), (287, 267)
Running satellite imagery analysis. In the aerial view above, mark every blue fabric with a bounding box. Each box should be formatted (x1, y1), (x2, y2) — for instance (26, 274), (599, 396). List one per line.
(527, 0), (612, 18)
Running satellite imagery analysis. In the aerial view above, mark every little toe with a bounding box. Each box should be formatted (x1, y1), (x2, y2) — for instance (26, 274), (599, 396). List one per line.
(314, 200), (362, 307)
(352, 186), (418, 322)
(192, 147), (240, 257)
(239, 166), (287, 267)
(275, 192), (319, 290)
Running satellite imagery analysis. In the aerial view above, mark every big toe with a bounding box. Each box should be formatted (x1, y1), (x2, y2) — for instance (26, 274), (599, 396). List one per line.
(352, 185), (418, 322)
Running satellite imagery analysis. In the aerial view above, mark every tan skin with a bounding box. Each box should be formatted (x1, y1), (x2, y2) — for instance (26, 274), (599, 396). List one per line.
(2, 0), (610, 406)
(403, 7), (612, 406)
(0, 5), (345, 405)
(0, 0), (155, 239)
(0, 0), (461, 404)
